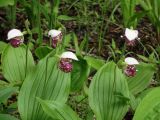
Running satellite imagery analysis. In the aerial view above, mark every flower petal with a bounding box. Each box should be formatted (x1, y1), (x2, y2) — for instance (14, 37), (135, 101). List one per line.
(125, 28), (138, 41)
(125, 57), (139, 65)
(60, 51), (78, 61)
(7, 29), (23, 40)
(48, 29), (61, 38)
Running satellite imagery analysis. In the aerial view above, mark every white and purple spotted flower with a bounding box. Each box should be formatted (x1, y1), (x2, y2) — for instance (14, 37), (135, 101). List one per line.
(7, 29), (23, 48)
(124, 57), (139, 77)
(48, 29), (62, 48)
(59, 51), (78, 73)
(122, 28), (139, 46)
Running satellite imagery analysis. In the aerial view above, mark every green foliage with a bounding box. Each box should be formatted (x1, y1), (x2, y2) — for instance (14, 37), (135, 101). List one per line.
(18, 56), (71, 120)
(0, 114), (19, 120)
(49, 0), (61, 28)
(133, 87), (160, 120)
(16, 0), (43, 44)
(1, 45), (35, 83)
(79, 34), (89, 53)
(0, 41), (7, 54)
(35, 46), (52, 59)
(0, 0), (14, 7)
(140, 0), (160, 35)
(84, 56), (105, 70)
(57, 15), (76, 21)
(71, 58), (89, 91)
(89, 62), (130, 120)
(121, 0), (138, 28)
(38, 98), (81, 120)
(128, 63), (156, 95)
(129, 93), (141, 111)
(72, 33), (82, 57)
(63, 33), (72, 47)
(1, 0), (160, 119)
(0, 81), (9, 87)
(0, 86), (18, 103)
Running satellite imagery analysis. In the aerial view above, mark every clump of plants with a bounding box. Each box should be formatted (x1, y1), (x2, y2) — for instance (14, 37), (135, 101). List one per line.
(0, 0), (160, 120)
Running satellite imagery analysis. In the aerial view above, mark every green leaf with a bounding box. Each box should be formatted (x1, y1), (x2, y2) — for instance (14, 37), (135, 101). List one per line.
(0, 41), (7, 54)
(0, 86), (18, 103)
(137, 87), (155, 100)
(137, 54), (149, 62)
(121, 0), (137, 27)
(84, 56), (105, 70)
(0, 80), (9, 87)
(18, 56), (71, 120)
(130, 87), (155, 111)
(128, 63), (155, 95)
(140, 0), (160, 33)
(80, 35), (88, 52)
(0, 114), (19, 120)
(37, 98), (81, 120)
(89, 62), (130, 120)
(133, 87), (160, 120)
(0, 0), (14, 7)
(8, 102), (17, 109)
(129, 93), (141, 111)
(63, 34), (72, 47)
(58, 15), (75, 21)
(73, 33), (82, 57)
(35, 46), (52, 59)
(128, 11), (148, 27)
(40, 4), (50, 22)
(1, 45), (35, 83)
(111, 39), (116, 50)
(71, 58), (89, 91)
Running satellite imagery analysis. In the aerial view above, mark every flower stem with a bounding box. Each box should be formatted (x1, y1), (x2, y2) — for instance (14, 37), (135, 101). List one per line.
(137, 39), (150, 56)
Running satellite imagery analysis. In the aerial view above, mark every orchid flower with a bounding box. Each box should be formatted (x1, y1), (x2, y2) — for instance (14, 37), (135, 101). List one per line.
(123, 28), (139, 46)
(59, 51), (78, 73)
(124, 57), (139, 77)
(7, 29), (23, 48)
(48, 29), (62, 48)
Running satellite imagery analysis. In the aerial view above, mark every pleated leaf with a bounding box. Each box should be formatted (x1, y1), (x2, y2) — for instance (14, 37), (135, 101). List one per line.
(1, 45), (35, 83)
(133, 87), (160, 120)
(0, 41), (7, 54)
(35, 46), (52, 59)
(130, 88), (154, 111)
(0, 86), (18, 103)
(18, 56), (71, 120)
(89, 62), (130, 120)
(84, 56), (105, 70)
(71, 58), (89, 91)
(129, 93), (141, 111)
(37, 98), (81, 120)
(128, 63), (155, 95)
